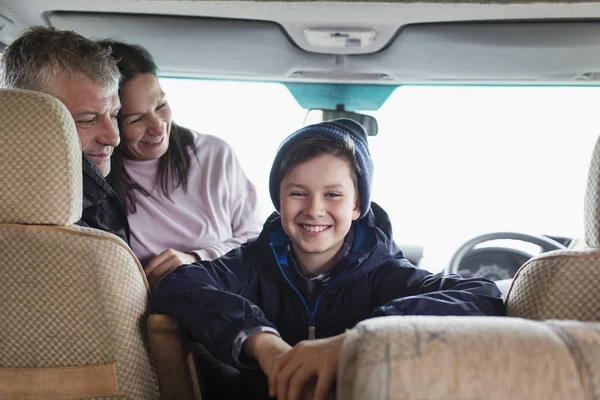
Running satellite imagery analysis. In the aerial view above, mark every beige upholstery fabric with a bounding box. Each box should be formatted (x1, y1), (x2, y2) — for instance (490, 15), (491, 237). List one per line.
(0, 224), (160, 399)
(585, 134), (600, 248)
(0, 89), (82, 226)
(547, 320), (600, 399)
(0, 88), (160, 399)
(0, 364), (120, 399)
(338, 316), (600, 400)
(506, 249), (600, 321)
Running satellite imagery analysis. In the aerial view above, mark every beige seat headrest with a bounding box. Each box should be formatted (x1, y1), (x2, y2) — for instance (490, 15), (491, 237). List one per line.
(0, 89), (82, 226)
(585, 134), (600, 247)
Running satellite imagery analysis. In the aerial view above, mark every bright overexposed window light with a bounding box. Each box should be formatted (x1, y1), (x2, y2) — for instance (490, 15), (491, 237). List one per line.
(160, 78), (599, 271)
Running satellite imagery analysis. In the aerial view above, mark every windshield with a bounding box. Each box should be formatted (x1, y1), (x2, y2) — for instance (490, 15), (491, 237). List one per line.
(160, 78), (599, 272)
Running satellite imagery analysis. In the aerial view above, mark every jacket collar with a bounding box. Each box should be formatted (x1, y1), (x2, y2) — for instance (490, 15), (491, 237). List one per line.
(263, 207), (393, 280)
(81, 152), (118, 196)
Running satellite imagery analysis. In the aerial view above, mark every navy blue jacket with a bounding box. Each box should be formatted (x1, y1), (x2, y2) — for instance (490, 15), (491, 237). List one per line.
(76, 153), (129, 244)
(154, 204), (505, 366)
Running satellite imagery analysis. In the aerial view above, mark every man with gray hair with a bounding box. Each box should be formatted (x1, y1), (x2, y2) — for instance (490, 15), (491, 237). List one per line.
(0, 26), (129, 243)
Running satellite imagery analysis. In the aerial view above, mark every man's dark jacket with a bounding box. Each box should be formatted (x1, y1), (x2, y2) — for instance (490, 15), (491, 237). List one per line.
(154, 204), (505, 367)
(76, 153), (129, 244)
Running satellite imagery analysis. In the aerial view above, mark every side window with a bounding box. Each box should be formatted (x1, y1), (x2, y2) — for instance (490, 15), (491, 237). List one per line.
(160, 78), (306, 221)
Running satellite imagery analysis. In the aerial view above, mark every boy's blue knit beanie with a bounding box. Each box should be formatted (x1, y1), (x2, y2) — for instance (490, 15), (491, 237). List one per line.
(269, 118), (373, 219)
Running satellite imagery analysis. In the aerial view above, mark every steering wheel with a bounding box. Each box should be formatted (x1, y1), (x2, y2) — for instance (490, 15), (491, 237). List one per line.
(446, 232), (567, 277)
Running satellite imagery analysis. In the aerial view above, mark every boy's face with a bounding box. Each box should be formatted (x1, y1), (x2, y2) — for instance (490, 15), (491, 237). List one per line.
(279, 154), (360, 267)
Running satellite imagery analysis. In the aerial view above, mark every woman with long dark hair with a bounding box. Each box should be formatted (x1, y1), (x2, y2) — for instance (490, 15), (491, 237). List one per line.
(98, 40), (262, 290)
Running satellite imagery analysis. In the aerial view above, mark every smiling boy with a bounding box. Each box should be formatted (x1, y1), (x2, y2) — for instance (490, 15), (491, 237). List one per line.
(154, 119), (505, 400)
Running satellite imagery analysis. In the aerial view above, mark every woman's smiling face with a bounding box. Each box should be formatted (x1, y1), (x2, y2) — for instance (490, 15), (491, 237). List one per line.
(120, 73), (172, 161)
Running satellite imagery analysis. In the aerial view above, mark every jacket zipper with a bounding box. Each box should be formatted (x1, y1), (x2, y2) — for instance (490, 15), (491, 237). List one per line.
(269, 244), (350, 341)
(271, 244), (316, 339)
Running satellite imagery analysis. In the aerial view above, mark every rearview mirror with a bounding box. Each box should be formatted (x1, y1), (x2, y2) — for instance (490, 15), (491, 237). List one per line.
(304, 109), (378, 136)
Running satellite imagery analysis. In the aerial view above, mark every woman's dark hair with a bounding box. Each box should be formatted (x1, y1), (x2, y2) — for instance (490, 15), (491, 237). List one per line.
(97, 40), (197, 213)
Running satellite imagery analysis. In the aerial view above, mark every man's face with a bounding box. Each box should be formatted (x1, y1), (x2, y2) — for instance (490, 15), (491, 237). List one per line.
(279, 154), (360, 273)
(42, 73), (121, 176)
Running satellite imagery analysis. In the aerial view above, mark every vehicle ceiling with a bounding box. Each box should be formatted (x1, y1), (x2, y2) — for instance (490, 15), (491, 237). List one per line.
(2, 0), (600, 89)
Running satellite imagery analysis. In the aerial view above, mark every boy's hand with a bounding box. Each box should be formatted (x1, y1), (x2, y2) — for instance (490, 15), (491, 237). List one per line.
(269, 333), (346, 400)
(244, 332), (292, 375)
(145, 249), (199, 291)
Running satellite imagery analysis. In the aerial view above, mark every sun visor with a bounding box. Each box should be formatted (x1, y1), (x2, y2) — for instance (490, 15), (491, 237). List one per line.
(346, 21), (600, 82)
(48, 14), (600, 84)
(48, 12), (338, 80)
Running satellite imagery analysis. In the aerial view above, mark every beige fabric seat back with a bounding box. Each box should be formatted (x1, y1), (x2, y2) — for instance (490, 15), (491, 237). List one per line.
(0, 89), (160, 399)
(506, 135), (600, 321)
(338, 316), (600, 400)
